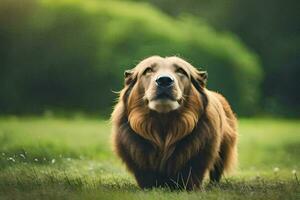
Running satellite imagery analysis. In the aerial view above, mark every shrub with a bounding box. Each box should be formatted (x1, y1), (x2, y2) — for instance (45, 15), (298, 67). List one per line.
(0, 0), (262, 116)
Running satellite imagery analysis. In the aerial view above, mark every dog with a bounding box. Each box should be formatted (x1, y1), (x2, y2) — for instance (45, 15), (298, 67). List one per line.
(111, 56), (238, 190)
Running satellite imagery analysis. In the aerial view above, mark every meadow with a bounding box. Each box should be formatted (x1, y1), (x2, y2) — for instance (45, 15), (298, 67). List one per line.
(0, 116), (299, 199)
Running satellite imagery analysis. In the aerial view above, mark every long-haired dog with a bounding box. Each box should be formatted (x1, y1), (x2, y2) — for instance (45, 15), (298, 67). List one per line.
(111, 56), (238, 190)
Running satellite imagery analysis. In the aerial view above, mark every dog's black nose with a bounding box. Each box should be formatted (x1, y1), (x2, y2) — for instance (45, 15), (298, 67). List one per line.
(156, 75), (174, 87)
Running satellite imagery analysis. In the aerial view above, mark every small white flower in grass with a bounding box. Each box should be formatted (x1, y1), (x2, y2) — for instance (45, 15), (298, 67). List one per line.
(34, 158), (38, 162)
(20, 154), (26, 159)
(51, 159), (56, 164)
(273, 167), (279, 174)
(7, 157), (15, 162)
(292, 170), (297, 175)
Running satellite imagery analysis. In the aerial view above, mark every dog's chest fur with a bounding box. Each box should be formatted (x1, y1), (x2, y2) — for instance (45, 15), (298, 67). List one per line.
(118, 116), (214, 175)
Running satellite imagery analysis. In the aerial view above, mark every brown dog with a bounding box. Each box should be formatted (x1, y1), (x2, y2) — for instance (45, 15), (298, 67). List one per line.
(111, 56), (238, 190)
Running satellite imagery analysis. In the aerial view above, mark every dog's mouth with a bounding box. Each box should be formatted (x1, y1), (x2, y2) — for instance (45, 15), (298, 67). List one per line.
(148, 90), (182, 113)
(153, 85), (178, 100)
(154, 91), (176, 101)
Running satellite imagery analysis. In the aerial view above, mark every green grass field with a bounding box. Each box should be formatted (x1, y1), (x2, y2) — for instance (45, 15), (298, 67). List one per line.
(0, 117), (299, 199)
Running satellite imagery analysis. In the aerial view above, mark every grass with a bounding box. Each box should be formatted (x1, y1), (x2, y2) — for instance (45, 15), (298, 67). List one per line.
(0, 116), (299, 199)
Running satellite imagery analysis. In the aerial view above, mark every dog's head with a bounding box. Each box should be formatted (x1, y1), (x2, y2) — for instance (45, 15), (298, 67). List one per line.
(123, 56), (207, 113)
(117, 56), (208, 148)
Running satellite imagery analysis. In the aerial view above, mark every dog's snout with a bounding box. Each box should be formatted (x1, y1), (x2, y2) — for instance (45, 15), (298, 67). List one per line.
(155, 75), (174, 87)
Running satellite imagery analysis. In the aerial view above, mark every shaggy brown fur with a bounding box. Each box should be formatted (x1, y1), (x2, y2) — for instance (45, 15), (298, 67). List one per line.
(111, 56), (238, 190)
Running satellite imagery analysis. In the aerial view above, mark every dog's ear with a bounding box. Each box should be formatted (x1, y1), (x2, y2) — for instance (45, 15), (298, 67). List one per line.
(198, 71), (208, 85)
(124, 69), (136, 85)
(191, 69), (208, 91)
(124, 69), (133, 78)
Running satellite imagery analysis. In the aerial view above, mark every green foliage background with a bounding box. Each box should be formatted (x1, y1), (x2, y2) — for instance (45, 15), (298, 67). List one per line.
(0, 0), (262, 116)
(133, 0), (300, 116)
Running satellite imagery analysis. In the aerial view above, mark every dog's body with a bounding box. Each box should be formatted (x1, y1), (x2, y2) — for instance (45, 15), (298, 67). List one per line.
(112, 56), (238, 190)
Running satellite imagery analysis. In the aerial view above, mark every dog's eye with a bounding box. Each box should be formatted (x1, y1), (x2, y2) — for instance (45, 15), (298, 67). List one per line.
(176, 68), (187, 76)
(143, 67), (153, 75)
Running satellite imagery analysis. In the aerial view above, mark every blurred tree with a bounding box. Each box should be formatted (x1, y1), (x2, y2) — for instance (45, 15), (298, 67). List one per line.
(132, 0), (300, 116)
(0, 0), (261, 116)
